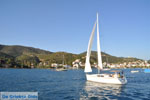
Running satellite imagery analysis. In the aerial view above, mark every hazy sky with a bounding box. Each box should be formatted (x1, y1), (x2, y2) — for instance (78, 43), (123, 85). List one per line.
(0, 0), (150, 60)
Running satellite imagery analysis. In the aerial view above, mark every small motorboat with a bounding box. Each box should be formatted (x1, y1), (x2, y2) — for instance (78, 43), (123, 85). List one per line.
(131, 70), (139, 73)
(55, 68), (67, 71)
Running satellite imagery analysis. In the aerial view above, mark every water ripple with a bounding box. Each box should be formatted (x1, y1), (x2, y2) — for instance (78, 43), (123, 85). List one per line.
(0, 68), (150, 100)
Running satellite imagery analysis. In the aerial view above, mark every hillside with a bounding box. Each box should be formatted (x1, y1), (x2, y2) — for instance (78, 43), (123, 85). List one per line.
(0, 52), (17, 68)
(0, 44), (52, 57)
(0, 44), (52, 68)
(37, 52), (78, 66)
(0, 52), (14, 59)
(79, 51), (141, 64)
(0, 44), (143, 68)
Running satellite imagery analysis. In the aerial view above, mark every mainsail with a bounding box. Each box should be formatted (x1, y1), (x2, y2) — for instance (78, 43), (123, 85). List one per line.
(84, 13), (103, 73)
(84, 21), (96, 72)
(96, 13), (103, 70)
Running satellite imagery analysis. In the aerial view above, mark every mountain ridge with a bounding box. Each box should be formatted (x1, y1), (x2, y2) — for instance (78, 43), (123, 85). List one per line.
(0, 44), (52, 57)
(0, 44), (145, 68)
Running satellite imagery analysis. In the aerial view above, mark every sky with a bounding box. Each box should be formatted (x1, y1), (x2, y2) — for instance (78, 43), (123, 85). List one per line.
(0, 0), (150, 60)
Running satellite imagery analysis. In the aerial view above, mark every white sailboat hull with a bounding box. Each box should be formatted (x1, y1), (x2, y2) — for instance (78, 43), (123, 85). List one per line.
(86, 74), (127, 84)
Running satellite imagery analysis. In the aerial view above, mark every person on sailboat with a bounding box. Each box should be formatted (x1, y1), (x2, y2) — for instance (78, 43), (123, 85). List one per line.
(118, 72), (121, 78)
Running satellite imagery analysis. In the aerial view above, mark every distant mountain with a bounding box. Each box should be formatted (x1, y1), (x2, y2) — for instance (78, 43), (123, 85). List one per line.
(0, 52), (14, 59)
(0, 52), (16, 68)
(79, 51), (141, 63)
(0, 44), (52, 57)
(37, 52), (78, 65)
(0, 44), (52, 68)
(0, 44), (143, 68)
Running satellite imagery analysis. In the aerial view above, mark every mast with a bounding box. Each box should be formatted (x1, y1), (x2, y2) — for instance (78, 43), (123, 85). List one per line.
(62, 55), (64, 65)
(97, 13), (103, 74)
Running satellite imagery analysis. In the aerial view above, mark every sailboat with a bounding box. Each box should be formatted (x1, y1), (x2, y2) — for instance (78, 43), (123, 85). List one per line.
(55, 55), (67, 71)
(84, 13), (127, 84)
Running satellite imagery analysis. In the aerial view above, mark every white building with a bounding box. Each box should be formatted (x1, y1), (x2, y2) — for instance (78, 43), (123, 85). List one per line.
(51, 63), (59, 67)
(72, 59), (82, 68)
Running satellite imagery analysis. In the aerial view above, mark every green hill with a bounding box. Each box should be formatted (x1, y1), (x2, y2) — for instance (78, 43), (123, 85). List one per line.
(0, 44), (143, 68)
(0, 52), (16, 68)
(0, 44), (52, 68)
(0, 44), (52, 57)
(0, 52), (14, 59)
(79, 51), (141, 64)
(37, 52), (78, 65)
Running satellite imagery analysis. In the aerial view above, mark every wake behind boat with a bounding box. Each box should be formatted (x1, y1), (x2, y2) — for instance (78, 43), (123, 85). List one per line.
(84, 13), (127, 84)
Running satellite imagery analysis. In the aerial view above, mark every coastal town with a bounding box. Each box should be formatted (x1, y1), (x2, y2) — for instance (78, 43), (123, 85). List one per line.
(50, 59), (150, 69)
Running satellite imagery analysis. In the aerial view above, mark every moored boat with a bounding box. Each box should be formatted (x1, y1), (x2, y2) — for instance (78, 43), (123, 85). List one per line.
(55, 68), (67, 71)
(131, 70), (139, 73)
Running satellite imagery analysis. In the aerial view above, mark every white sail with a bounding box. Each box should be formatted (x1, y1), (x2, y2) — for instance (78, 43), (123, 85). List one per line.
(97, 13), (103, 70)
(84, 21), (96, 72)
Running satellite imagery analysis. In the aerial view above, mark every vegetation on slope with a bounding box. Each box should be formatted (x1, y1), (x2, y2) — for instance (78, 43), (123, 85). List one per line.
(0, 44), (52, 57)
(0, 44), (143, 68)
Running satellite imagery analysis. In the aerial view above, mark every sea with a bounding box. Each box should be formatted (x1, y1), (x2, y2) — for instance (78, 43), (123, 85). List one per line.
(0, 68), (150, 100)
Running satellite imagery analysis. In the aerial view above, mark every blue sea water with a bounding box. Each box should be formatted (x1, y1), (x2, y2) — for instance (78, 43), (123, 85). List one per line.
(0, 68), (150, 100)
